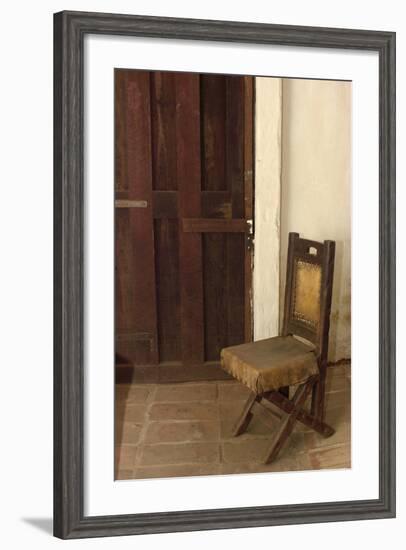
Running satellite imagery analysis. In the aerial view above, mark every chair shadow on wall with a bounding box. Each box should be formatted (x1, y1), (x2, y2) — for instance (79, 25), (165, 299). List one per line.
(319, 238), (351, 429)
(327, 238), (348, 361)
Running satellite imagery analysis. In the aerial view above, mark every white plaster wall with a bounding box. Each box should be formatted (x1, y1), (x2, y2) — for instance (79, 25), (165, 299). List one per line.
(280, 78), (352, 361)
(253, 78), (283, 340)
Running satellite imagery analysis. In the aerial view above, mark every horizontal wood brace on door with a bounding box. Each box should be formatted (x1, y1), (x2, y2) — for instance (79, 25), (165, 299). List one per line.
(182, 218), (251, 233)
(115, 199), (148, 208)
(115, 332), (154, 343)
(115, 191), (237, 220)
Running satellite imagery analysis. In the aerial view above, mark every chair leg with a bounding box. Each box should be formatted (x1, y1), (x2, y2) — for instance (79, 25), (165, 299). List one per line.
(265, 379), (315, 464)
(311, 368), (327, 423)
(266, 389), (334, 438)
(233, 393), (259, 436)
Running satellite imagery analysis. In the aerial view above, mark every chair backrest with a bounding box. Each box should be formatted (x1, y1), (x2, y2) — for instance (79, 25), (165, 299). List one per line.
(282, 232), (335, 365)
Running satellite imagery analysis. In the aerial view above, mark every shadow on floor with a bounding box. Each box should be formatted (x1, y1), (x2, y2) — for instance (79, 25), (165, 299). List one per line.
(115, 363), (351, 479)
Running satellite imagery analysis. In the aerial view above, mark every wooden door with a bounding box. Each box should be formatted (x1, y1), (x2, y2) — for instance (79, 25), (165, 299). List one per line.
(115, 70), (254, 383)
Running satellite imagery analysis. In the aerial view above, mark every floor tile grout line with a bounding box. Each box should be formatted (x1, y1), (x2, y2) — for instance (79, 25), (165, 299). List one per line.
(117, 364), (351, 479)
(131, 385), (158, 475)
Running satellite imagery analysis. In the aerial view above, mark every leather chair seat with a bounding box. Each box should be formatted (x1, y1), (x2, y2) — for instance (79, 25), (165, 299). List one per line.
(221, 335), (319, 394)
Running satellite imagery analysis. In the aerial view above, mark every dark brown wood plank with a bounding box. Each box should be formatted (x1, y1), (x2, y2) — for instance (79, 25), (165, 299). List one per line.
(152, 190), (178, 218)
(115, 69), (159, 365)
(226, 76), (245, 217)
(201, 76), (229, 362)
(202, 229), (228, 361)
(154, 218), (181, 361)
(150, 73), (181, 362)
(225, 232), (246, 345)
(201, 75), (227, 191)
(201, 191), (231, 219)
(114, 69), (127, 194)
(226, 76), (246, 348)
(150, 72), (177, 191)
(244, 76), (254, 342)
(115, 210), (137, 357)
(182, 218), (248, 233)
(176, 73), (204, 364)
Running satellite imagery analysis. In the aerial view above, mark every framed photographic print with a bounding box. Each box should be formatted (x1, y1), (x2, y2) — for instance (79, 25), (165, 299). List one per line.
(54, 10), (396, 539)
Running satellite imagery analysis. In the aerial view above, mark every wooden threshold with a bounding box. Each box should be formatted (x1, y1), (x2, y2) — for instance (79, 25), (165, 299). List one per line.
(115, 361), (232, 384)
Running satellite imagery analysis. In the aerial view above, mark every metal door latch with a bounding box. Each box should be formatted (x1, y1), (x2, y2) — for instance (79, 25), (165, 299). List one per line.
(246, 219), (254, 250)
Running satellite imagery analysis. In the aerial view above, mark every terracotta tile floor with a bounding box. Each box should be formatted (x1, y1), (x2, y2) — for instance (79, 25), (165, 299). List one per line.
(115, 363), (351, 480)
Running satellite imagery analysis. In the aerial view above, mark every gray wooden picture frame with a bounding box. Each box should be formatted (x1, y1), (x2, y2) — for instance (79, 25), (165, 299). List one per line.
(54, 10), (396, 539)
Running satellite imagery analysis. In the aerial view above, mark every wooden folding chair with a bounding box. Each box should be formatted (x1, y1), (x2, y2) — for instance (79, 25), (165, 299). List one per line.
(220, 232), (336, 463)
